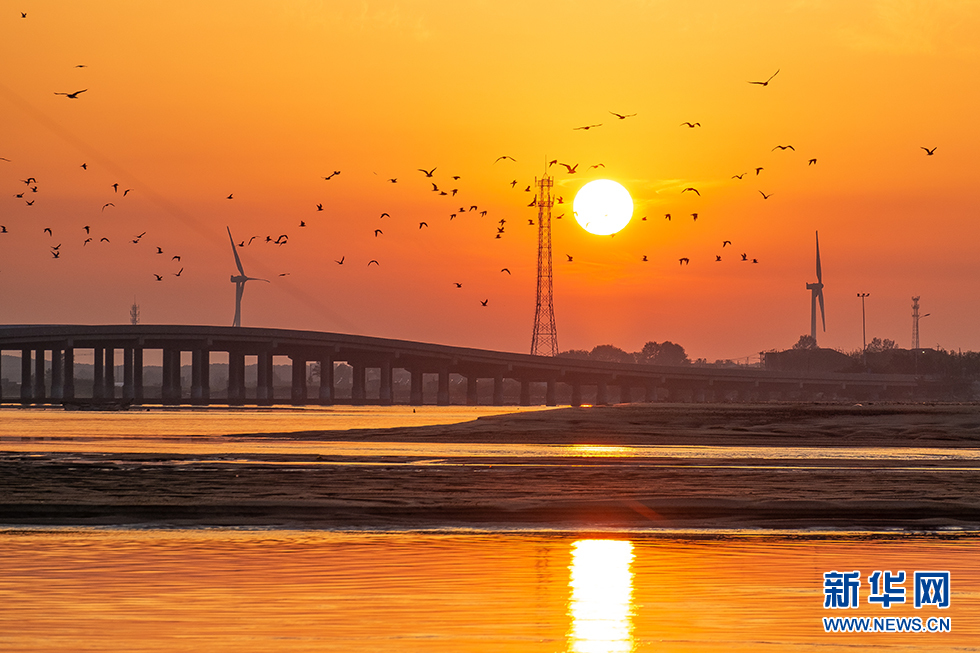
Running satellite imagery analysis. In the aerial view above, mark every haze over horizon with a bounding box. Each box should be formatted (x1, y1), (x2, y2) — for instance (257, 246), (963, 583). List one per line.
(3, 1), (979, 362)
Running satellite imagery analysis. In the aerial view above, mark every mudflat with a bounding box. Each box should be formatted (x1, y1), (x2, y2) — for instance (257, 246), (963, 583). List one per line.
(3, 403), (980, 530)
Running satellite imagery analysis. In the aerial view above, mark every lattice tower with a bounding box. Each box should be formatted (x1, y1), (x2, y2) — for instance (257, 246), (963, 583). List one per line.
(912, 296), (920, 350)
(530, 174), (558, 356)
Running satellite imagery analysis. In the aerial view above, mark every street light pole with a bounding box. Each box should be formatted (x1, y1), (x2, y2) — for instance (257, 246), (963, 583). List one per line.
(857, 292), (870, 369)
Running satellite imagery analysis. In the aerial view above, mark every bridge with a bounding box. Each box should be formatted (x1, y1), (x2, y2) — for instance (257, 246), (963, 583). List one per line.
(0, 324), (918, 406)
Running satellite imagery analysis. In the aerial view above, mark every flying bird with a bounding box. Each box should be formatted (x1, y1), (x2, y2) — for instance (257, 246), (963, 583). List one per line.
(573, 124), (602, 130)
(123, 188), (134, 196)
(716, 255), (722, 262)
(388, 178), (397, 183)
(299, 220), (306, 227)
(664, 214), (671, 221)
(418, 167), (437, 177)
(759, 191), (772, 199)
(682, 187), (700, 195)
(172, 255), (181, 261)
(156, 246), (163, 254)
(609, 111), (636, 120)
(52, 251), (60, 259)
(732, 173), (746, 179)
(54, 89), (87, 99)
(741, 253), (748, 261)
(772, 145), (795, 151)
(83, 238), (92, 245)
(748, 69), (779, 86)
(808, 158), (817, 165)
(227, 193), (233, 199)
(680, 122), (700, 128)
(367, 260), (379, 266)
(510, 180), (517, 188)
(374, 229), (383, 237)
(431, 183), (440, 192)
(44, 227), (52, 236)
(679, 258), (690, 265)
(100, 237), (110, 243)
(501, 268), (511, 274)
(316, 204), (323, 211)
(559, 163), (578, 174)
(83, 225), (90, 234)
(641, 255), (648, 262)
(921, 147), (937, 156)
(480, 299), (489, 306)
(153, 274), (163, 281)
(174, 268), (183, 277)
(722, 240), (731, 247)
(566, 254), (573, 262)
(494, 156), (516, 163)
(419, 222), (428, 229)
(335, 256), (345, 265)
(755, 167), (764, 175)
(323, 171), (341, 180)
(691, 213), (698, 221)
(80, 163), (87, 170)
(453, 282), (462, 288)
(590, 163), (605, 169)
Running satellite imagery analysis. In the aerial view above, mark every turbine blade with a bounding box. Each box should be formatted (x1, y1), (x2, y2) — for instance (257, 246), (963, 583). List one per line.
(818, 289), (826, 331)
(815, 231), (822, 283)
(227, 226), (246, 276)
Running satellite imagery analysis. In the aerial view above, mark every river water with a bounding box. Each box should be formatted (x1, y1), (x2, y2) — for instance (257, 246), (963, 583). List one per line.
(1, 407), (977, 651)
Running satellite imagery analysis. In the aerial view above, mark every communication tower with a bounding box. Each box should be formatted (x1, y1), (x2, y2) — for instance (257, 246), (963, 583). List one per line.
(912, 296), (922, 349)
(530, 173), (558, 356)
(130, 298), (140, 325)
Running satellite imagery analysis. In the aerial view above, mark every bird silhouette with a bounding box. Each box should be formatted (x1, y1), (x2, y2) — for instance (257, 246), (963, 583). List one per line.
(418, 167), (437, 177)
(367, 260), (379, 266)
(759, 191), (772, 199)
(374, 229), (383, 237)
(335, 256), (345, 265)
(501, 268), (511, 274)
(691, 213), (698, 221)
(316, 204), (323, 211)
(723, 240), (732, 247)
(247, 236), (256, 245)
(388, 178), (397, 183)
(156, 246), (163, 254)
(682, 187), (700, 195)
(123, 188), (134, 196)
(642, 255), (648, 262)
(454, 282), (462, 288)
(732, 173), (746, 179)
(752, 258), (759, 263)
(590, 163), (605, 169)
(566, 254), (573, 262)
(299, 220), (306, 227)
(52, 251), (60, 259)
(480, 299), (489, 306)
(494, 156), (516, 163)
(100, 237), (110, 243)
(921, 147), (937, 155)
(44, 227), (52, 236)
(431, 182), (439, 192)
(173, 255), (181, 261)
(80, 163), (87, 170)
(83, 238), (92, 245)
(510, 180), (517, 188)
(741, 253), (748, 261)
(380, 212), (390, 218)
(808, 158), (817, 165)
(419, 222), (428, 229)
(227, 193), (234, 199)
(772, 145), (795, 151)
(55, 89), (87, 99)
(153, 274), (163, 281)
(573, 124), (602, 130)
(111, 183), (119, 193)
(748, 69), (779, 86)
(755, 167), (764, 175)
(665, 214), (671, 221)
(680, 122), (700, 128)
(323, 171), (341, 180)
(480, 210), (488, 217)
(679, 258), (689, 265)
(275, 235), (288, 244)
(559, 163), (578, 174)
(716, 255), (722, 261)
(174, 268), (183, 277)
(25, 200), (34, 206)
(83, 225), (90, 234)
(609, 111), (636, 120)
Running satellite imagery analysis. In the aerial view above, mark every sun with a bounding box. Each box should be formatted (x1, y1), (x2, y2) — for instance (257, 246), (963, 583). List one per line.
(573, 180), (633, 236)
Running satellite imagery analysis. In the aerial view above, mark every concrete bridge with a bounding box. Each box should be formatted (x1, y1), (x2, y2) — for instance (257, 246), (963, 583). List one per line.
(0, 324), (918, 406)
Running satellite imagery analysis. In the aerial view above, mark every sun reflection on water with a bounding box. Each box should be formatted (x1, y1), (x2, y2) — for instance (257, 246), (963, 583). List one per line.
(568, 539), (635, 653)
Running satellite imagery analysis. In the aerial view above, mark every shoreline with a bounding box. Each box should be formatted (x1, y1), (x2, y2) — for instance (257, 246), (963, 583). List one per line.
(3, 403), (979, 530)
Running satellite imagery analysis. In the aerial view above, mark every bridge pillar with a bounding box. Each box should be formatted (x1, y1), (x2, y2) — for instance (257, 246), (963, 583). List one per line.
(255, 351), (272, 405)
(34, 348), (46, 404)
(620, 384), (632, 404)
(519, 379), (531, 406)
(318, 355), (334, 405)
(545, 378), (557, 406)
(465, 375), (478, 405)
(410, 368), (423, 406)
(104, 348), (115, 399)
(492, 373), (504, 406)
(20, 349), (31, 405)
(379, 359), (393, 405)
(133, 347), (144, 404)
(162, 347), (181, 405)
(291, 356), (307, 406)
(437, 366), (450, 406)
(123, 347), (134, 401)
(51, 349), (63, 401)
(192, 349), (206, 404)
(571, 382), (582, 407)
(63, 347), (74, 402)
(352, 362), (366, 405)
(596, 379), (608, 406)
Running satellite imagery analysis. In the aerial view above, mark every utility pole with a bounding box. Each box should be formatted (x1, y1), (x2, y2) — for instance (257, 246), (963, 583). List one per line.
(912, 296), (930, 376)
(530, 172), (558, 356)
(857, 292), (870, 369)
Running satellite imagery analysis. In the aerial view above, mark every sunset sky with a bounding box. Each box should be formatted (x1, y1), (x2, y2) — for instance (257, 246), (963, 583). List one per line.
(3, 1), (980, 362)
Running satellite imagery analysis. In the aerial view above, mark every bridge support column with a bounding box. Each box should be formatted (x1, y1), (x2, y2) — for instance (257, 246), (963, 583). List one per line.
(34, 348), (46, 404)
(50, 349), (63, 401)
(133, 347), (143, 404)
(227, 350), (245, 405)
(410, 368), (423, 406)
(465, 375), (478, 406)
(492, 373), (504, 406)
(351, 362), (366, 405)
(596, 379), (608, 406)
(318, 355), (334, 405)
(123, 347), (134, 401)
(519, 379), (531, 406)
(545, 379), (556, 406)
(437, 367), (450, 406)
(63, 347), (74, 402)
(256, 351), (272, 405)
(291, 356), (307, 406)
(191, 349), (206, 404)
(379, 359), (392, 405)
(571, 382), (582, 407)
(620, 384), (631, 404)
(92, 347), (104, 399)
(162, 347), (181, 405)
(104, 348), (115, 399)
(20, 349), (32, 405)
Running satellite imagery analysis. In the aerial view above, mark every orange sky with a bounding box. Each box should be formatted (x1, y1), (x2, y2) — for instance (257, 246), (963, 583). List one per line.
(3, 1), (980, 361)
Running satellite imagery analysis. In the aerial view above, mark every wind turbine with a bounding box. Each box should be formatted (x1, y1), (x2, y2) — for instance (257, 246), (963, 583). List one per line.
(805, 230), (826, 343)
(227, 226), (268, 327)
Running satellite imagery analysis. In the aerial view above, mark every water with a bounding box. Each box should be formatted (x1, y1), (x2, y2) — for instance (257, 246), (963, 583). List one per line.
(2, 407), (978, 651)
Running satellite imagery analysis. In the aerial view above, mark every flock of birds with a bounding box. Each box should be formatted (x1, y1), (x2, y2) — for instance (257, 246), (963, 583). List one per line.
(2, 35), (943, 316)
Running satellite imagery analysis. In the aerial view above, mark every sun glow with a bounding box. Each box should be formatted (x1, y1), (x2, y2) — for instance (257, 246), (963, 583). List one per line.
(573, 180), (634, 236)
(568, 539), (635, 653)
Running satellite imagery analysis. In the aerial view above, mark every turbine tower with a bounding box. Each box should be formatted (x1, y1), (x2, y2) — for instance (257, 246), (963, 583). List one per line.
(227, 226), (268, 327)
(805, 230), (826, 343)
(530, 172), (558, 356)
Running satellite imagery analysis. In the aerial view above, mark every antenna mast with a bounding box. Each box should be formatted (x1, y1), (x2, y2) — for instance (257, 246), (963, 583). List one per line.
(530, 172), (558, 356)
(912, 296), (921, 349)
